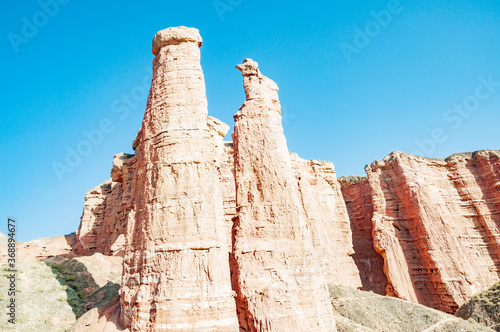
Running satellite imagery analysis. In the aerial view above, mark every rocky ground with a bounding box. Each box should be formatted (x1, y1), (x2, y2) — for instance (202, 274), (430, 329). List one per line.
(330, 285), (494, 332)
(456, 281), (500, 331)
(0, 251), (121, 332)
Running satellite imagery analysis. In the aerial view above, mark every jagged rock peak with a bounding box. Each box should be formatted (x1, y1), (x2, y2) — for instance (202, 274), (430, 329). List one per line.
(367, 149), (500, 171)
(151, 26), (202, 55)
(232, 56), (336, 330)
(235, 58), (279, 102)
(235, 58), (260, 76)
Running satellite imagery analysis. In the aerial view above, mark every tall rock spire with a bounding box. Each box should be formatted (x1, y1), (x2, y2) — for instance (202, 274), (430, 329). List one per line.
(120, 27), (238, 331)
(231, 59), (336, 331)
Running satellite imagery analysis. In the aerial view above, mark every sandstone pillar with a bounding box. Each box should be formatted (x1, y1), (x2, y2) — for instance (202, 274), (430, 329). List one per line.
(231, 59), (336, 331)
(120, 27), (238, 331)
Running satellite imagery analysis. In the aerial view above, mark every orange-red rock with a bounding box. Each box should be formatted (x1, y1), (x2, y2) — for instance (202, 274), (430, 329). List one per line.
(69, 297), (127, 332)
(74, 153), (136, 257)
(366, 150), (500, 313)
(119, 27), (238, 331)
(219, 142), (237, 252)
(290, 153), (362, 288)
(68, 25), (500, 330)
(339, 176), (389, 295)
(231, 59), (336, 331)
(15, 233), (77, 263)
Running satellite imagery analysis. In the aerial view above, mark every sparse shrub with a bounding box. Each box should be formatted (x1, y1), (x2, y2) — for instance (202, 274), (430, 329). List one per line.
(67, 281), (78, 289)
(64, 275), (76, 281)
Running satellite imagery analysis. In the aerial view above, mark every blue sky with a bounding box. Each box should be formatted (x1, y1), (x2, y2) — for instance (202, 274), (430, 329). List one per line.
(1, 0), (499, 241)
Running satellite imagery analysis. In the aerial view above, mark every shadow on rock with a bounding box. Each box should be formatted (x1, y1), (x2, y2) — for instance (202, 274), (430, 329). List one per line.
(45, 257), (101, 318)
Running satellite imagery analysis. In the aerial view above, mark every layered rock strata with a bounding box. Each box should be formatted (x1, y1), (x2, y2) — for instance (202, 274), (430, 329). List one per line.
(231, 59), (336, 331)
(342, 150), (500, 313)
(290, 153), (362, 288)
(119, 27), (238, 331)
(220, 142), (237, 252)
(74, 153), (135, 257)
(16, 233), (77, 262)
(339, 176), (389, 295)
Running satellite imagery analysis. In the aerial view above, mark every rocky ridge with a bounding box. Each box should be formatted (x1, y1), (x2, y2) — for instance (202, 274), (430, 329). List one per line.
(340, 150), (500, 313)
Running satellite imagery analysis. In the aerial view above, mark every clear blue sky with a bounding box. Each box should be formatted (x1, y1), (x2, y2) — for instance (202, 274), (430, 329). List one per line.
(1, 0), (499, 241)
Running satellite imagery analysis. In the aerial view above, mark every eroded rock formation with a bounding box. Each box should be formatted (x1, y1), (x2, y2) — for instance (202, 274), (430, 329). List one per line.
(290, 153), (362, 288)
(74, 153), (136, 257)
(67, 25), (500, 331)
(341, 151), (500, 313)
(231, 59), (336, 331)
(339, 176), (389, 295)
(119, 27), (238, 331)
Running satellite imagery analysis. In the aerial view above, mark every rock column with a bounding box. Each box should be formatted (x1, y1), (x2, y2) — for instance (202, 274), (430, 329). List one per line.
(231, 59), (336, 331)
(120, 27), (238, 331)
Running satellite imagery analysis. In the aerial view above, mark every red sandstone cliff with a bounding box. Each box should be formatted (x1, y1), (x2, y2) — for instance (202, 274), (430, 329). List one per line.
(290, 153), (362, 288)
(339, 176), (389, 295)
(341, 150), (500, 313)
(74, 153), (135, 257)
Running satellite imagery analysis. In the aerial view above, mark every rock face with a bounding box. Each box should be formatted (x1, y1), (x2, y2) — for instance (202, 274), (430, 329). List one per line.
(120, 27), (238, 331)
(70, 297), (126, 332)
(220, 142), (237, 252)
(16, 233), (77, 262)
(74, 153), (135, 257)
(339, 176), (389, 295)
(290, 153), (362, 288)
(342, 151), (500, 313)
(231, 59), (336, 331)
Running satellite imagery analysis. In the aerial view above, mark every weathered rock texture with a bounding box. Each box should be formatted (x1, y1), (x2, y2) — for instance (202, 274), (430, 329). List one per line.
(68, 25), (500, 331)
(342, 151), (500, 313)
(290, 153), (362, 288)
(220, 142), (237, 252)
(70, 297), (127, 332)
(339, 176), (389, 295)
(231, 59), (336, 331)
(120, 27), (238, 331)
(16, 233), (77, 262)
(74, 152), (136, 257)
